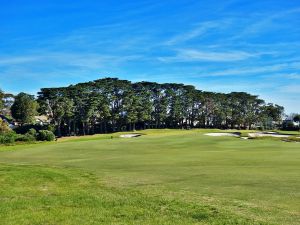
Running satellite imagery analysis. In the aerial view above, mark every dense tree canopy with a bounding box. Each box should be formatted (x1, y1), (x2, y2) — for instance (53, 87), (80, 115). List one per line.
(37, 78), (285, 136)
(0, 91), (15, 117)
(294, 114), (300, 123)
(294, 114), (300, 131)
(0, 89), (4, 111)
(11, 92), (39, 124)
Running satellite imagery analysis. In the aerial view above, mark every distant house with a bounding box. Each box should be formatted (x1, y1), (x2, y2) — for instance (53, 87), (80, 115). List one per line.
(34, 115), (50, 125)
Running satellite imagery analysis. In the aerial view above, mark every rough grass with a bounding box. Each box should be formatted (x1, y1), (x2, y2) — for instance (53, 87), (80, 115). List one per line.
(283, 136), (300, 142)
(0, 129), (299, 224)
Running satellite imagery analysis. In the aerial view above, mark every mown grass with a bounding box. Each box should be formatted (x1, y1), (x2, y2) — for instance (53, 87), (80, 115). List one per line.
(0, 129), (299, 224)
(0, 165), (266, 225)
(274, 130), (300, 135)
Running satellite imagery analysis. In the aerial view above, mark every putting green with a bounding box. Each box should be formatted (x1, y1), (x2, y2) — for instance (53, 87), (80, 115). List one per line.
(0, 129), (299, 224)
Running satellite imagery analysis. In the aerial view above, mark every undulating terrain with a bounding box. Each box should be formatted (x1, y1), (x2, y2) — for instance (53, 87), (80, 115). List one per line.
(0, 129), (299, 225)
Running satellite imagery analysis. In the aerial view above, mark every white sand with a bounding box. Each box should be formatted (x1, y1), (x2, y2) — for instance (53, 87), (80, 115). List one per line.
(240, 137), (249, 140)
(205, 132), (293, 139)
(120, 134), (141, 138)
(248, 132), (290, 138)
(204, 133), (240, 137)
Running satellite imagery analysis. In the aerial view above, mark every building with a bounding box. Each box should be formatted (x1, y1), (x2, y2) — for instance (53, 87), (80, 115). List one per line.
(34, 115), (50, 125)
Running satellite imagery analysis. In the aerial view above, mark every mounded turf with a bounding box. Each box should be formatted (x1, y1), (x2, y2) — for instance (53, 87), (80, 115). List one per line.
(0, 129), (299, 224)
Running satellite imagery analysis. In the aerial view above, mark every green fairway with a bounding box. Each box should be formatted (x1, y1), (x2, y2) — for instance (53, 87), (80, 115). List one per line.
(0, 129), (299, 224)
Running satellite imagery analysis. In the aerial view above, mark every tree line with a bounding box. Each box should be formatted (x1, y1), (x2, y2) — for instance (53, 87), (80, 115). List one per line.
(33, 78), (285, 137)
(0, 90), (55, 144)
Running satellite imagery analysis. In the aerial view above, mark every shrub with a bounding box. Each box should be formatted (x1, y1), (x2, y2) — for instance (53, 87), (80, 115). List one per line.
(15, 133), (36, 142)
(46, 124), (56, 133)
(27, 128), (37, 136)
(0, 118), (11, 134)
(14, 124), (44, 134)
(38, 130), (55, 141)
(0, 132), (16, 144)
(15, 128), (38, 142)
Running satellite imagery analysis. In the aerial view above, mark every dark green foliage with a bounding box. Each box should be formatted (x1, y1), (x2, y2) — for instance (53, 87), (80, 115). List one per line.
(259, 104), (285, 130)
(282, 120), (298, 131)
(46, 124), (56, 133)
(294, 114), (300, 123)
(27, 128), (37, 136)
(15, 128), (37, 142)
(11, 92), (39, 124)
(0, 89), (4, 111)
(15, 133), (36, 142)
(0, 127), (55, 144)
(13, 124), (43, 134)
(38, 130), (55, 141)
(294, 114), (300, 131)
(0, 131), (16, 144)
(37, 78), (285, 136)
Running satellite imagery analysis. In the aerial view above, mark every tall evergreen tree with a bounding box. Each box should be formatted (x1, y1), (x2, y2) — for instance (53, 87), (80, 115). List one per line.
(36, 77), (285, 136)
(11, 92), (39, 124)
(0, 89), (4, 111)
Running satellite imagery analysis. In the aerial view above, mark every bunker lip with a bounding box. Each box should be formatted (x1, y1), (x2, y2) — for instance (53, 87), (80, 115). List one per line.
(120, 134), (142, 138)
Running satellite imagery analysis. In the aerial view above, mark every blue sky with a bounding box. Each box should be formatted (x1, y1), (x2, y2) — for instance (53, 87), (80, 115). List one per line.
(0, 0), (299, 113)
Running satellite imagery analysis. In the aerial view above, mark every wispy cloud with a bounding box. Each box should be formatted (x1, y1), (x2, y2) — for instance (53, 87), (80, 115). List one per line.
(233, 7), (300, 39)
(158, 49), (264, 62)
(205, 62), (300, 76)
(0, 52), (143, 69)
(165, 21), (223, 45)
(272, 73), (300, 79)
(0, 56), (39, 66)
(280, 84), (300, 94)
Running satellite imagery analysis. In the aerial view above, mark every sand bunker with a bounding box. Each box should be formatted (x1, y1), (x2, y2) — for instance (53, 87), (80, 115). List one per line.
(204, 133), (240, 137)
(120, 134), (142, 138)
(248, 132), (290, 138)
(240, 137), (249, 140)
(205, 131), (294, 139)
